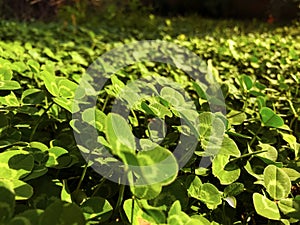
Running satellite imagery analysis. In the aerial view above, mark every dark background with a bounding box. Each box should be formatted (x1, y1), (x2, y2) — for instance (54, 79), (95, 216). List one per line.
(0, 0), (299, 22)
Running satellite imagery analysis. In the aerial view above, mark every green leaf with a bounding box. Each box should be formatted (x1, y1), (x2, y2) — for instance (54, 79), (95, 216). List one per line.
(23, 165), (48, 181)
(227, 110), (247, 125)
(40, 200), (86, 225)
(192, 81), (207, 100)
(160, 86), (186, 107)
(109, 74), (125, 96)
(40, 71), (59, 97)
(72, 189), (87, 205)
(21, 89), (45, 105)
(264, 165), (291, 200)
(228, 39), (239, 60)
(46, 147), (68, 167)
(81, 197), (113, 222)
(8, 216), (31, 225)
(130, 183), (162, 200)
(244, 161), (264, 180)
(147, 118), (167, 143)
(242, 74), (253, 90)
(260, 107), (284, 128)
(253, 193), (281, 220)
(150, 180), (188, 210)
(53, 97), (73, 112)
(43, 48), (58, 60)
(278, 198), (300, 219)
(186, 175), (202, 199)
(129, 145), (178, 200)
(224, 182), (244, 197)
(11, 61), (28, 74)
(0, 92), (20, 106)
(61, 180), (72, 203)
(281, 168), (300, 181)
(0, 80), (21, 90)
(256, 143), (278, 161)
(0, 179), (33, 200)
(16, 209), (43, 225)
(280, 132), (299, 158)
(82, 108), (106, 132)
(69, 51), (88, 66)
(190, 215), (211, 225)
(168, 201), (191, 225)
(0, 67), (13, 80)
(106, 113), (135, 157)
(219, 136), (241, 157)
(148, 102), (172, 118)
(256, 96), (266, 110)
(29, 142), (48, 152)
(0, 182), (15, 223)
(199, 183), (222, 210)
(168, 200), (182, 216)
(0, 113), (9, 135)
(27, 59), (40, 73)
(13, 180), (34, 200)
(0, 151), (34, 179)
(124, 199), (165, 225)
(135, 145), (178, 186)
(212, 154), (240, 185)
(56, 78), (78, 98)
(198, 112), (225, 156)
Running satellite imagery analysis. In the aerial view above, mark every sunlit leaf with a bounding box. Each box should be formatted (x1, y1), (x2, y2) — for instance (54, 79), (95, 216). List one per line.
(253, 193), (281, 220)
(264, 165), (291, 200)
(0, 81), (21, 90)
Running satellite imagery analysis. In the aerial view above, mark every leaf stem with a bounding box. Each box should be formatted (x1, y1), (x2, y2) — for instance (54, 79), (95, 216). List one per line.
(222, 201), (227, 225)
(249, 126), (263, 147)
(75, 161), (89, 193)
(102, 95), (109, 111)
(287, 99), (297, 116)
(113, 183), (125, 218)
(229, 149), (267, 163)
(131, 196), (135, 224)
(131, 109), (138, 125)
(91, 177), (106, 197)
(29, 101), (54, 142)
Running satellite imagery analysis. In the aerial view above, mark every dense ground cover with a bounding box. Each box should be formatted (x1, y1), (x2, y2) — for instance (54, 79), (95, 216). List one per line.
(0, 16), (299, 225)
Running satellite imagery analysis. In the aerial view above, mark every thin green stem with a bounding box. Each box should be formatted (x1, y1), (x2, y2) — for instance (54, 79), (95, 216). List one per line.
(287, 99), (297, 116)
(242, 94), (250, 112)
(91, 177), (107, 197)
(290, 116), (297, 129)
(229, 149), (267, 163)
(249, 126), (263, 147)
(30, 101), (54, 142)
(75, 161), (89, 193)
(112, 184), (125, 218)
(131, 196), (135, 224)
(102, 95), (109, 111)
(131, 109), (138, 125)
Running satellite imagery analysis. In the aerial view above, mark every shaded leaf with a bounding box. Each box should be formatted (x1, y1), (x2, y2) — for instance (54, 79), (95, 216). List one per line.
(81, 197), (113, 222)
(260, 107), (284, 128)
(40, 200), (86, 225)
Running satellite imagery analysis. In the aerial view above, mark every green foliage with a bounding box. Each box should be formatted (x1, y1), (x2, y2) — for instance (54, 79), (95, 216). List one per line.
(0, 17), (299, 225)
